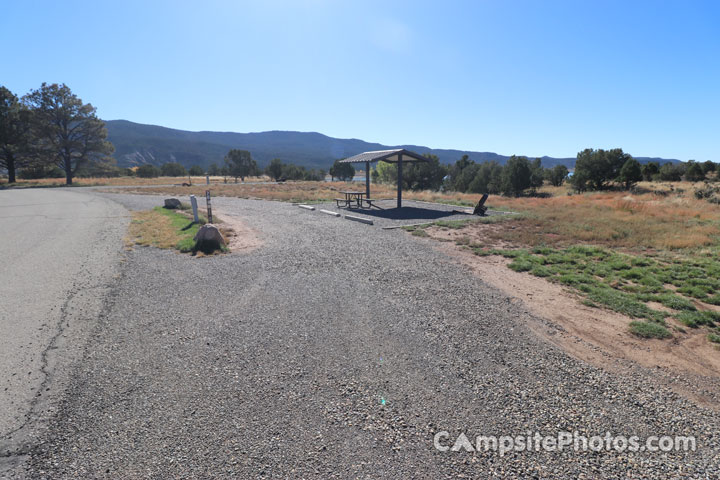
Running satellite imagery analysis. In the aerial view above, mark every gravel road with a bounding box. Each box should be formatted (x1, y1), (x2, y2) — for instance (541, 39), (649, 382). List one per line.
(0, 189), (128, 476)
(9, 190), (720, 478)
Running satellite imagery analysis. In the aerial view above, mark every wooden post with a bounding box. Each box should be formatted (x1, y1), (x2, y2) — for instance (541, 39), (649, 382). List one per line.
(190, 195), (199, 222)
(397, 153), (403, 209)
(365, 161), (370, 199)
(205, 190), (213, 223)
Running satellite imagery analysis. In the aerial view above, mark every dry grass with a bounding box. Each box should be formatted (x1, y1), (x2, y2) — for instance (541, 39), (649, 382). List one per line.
(115, 179), (720, 251)
(9, 168), (710, 252)
(127, 207), (202, 252)
(105, 181), (483, 206)
(485, 187), (720, 250)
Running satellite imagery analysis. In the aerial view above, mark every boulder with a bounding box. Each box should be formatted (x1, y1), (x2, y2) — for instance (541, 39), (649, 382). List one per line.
(193, 224), (226, 253)
(164, 198), (182, 209)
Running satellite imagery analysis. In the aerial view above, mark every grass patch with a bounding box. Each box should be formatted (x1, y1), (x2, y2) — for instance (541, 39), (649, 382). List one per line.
(433, 219), (477, 229)
(629, 321), (672, 339)
(675, 311), (720, 328)
(128, 207), (205, 253)
(655, 293), (697, 311)
(488, 244), (720, 340)
(585, 285), (665, 321)
(708, 333), (720, 344)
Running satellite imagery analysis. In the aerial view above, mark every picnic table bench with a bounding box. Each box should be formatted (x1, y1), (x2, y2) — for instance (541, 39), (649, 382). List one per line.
(335, 191), (366, 209)
(335, 191), (387, 210)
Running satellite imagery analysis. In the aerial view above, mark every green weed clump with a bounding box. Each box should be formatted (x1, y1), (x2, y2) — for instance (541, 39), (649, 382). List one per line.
(489, 244), (720, 343)
(675, 311), (720, 328)
(629, 321), (672, 339)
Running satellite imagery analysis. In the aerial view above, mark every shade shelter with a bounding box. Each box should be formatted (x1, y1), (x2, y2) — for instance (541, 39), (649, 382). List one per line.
(336, 149), (429, 208)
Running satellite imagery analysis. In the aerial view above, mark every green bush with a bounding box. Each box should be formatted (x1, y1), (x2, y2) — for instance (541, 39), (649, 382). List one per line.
(136, 164), (161, 178)
(617, 158), (642, 189)
(188, 165), (205, 176)
(329, 160), (355, 181)
(570, 148), (631, 191)
(161, 162), (187, 177)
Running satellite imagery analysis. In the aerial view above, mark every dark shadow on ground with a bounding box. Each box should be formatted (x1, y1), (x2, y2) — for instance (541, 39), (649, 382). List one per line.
(344, 206), (470, 221)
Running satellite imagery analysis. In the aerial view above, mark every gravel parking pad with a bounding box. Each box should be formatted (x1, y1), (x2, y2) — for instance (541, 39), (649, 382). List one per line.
(25, 192), (720, 478)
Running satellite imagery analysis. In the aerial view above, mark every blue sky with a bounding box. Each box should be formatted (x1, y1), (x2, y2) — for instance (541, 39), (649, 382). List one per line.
(2, 0), (718, 160)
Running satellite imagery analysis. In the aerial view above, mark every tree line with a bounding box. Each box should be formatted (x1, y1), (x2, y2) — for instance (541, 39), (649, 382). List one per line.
(134, 151), (327, 182)
(569, 149), (715, 192)
(1, 83), (114, 184)
(4, 91), (713, 194)
(150, 149), (714, 193)
(367, 154), (568, 197)
(366, 149), (716, 197)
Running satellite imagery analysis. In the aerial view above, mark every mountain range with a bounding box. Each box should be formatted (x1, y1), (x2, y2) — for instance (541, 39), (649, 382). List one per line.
(106, 120), (682, 171)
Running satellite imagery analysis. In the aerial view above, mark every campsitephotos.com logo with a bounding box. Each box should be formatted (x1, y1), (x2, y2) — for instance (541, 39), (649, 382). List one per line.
(434, 431), (696, 456)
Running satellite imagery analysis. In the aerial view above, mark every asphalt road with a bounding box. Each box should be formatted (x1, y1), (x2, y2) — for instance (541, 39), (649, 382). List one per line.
(0, 189), (128, 475)
(2, 190), (718, 478)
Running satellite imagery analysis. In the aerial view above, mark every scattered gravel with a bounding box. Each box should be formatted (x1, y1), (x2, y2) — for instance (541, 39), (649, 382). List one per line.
(24, 192), (720, 478)
(307, 199), (505, 228)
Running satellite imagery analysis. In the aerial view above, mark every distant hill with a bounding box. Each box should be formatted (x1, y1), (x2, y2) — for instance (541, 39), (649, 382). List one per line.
(105, 120), (682, 170)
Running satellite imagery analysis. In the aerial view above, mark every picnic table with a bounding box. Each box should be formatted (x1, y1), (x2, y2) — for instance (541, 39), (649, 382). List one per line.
(336, 191), (366, 209)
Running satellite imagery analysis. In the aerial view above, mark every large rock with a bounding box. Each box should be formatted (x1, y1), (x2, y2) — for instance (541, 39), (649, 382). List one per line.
(164, 198), (182, 209)
(193, 224), (226, 253)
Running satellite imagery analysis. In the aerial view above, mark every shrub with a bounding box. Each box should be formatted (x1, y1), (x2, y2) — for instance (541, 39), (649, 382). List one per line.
(500, 156), (532, 196)
(136, 164), (161, 178)
(188, 165), (205, 176)
(329, 160), (355, 181)
(160, 162), (187, 176)
(617, 158), (642, 189)
(372, 154), (447, 191)
(545, 165), (569, 187)
(18, 164), (64, 179)
(641, 162), (659, 181)
(684, 161), (706, 182)
(265, 158), (284, 181)
(224, 149), (257, 181)
(570, 148), (631, 191)
(694, 183), (718, 199)
(657, 162), (684, 181)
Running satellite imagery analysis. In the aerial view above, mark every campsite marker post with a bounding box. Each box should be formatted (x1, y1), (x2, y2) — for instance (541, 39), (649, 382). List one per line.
(189, 195), (199, 222)
(205, 190), (213, 223)
(397, 153), (403, 209)
(365, 161), (370, 199)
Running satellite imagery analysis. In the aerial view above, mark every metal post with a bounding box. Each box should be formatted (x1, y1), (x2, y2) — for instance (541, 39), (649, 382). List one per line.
(189, 195), (199, 223)
(205, 190), (213, 223)
(397, 153), (403, 209)
(206, 175), (210, 185)
(365, 161), (370, 199)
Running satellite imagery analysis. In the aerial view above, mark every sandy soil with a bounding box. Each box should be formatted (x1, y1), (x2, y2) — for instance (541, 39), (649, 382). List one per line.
(425, 225), (720, 408)
(214, 209), (262, 253)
